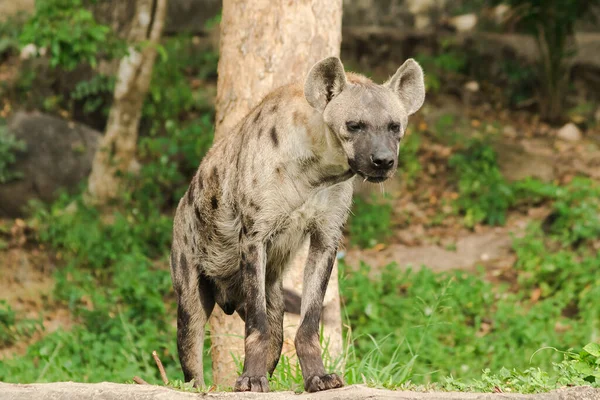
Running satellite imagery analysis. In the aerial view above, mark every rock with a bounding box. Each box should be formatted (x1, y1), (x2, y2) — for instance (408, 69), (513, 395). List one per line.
(0, 112), (101, 217)
(448, 14), (478, 32)
(557, 122), (583, 142)
(502, 125), (517, 139)
(414, 14), (432, 30)
(464, 81), (480, 92)
(1, 382), (599, 400)
(493, 4), (510, 25)
(19, 44), (42, 60)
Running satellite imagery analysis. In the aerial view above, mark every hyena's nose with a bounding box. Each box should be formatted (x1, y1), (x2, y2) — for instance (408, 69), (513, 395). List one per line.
(370, 152), (394, 170)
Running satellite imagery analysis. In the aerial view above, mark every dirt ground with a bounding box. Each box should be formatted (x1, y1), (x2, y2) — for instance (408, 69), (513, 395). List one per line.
(0, 220), (75, 359)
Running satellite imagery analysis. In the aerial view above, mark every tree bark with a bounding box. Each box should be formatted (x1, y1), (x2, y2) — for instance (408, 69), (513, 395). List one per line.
(87, 0), (168, 203)
(210, 0), (344, 386)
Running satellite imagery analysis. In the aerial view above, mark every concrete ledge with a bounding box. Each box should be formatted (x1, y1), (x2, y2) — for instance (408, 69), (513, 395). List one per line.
(1, 382), (600, 400)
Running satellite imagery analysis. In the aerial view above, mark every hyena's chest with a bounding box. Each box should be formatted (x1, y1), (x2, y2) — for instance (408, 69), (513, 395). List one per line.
(265, 187), (340, 268)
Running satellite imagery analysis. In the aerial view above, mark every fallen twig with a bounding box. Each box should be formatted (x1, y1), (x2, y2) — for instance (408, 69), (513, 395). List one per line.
(152, 350), (169, 385)
(132, 376), (150, 385)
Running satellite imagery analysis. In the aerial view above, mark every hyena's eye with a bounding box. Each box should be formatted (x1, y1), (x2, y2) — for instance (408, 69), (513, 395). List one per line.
(346, 121), (363, 133)
(389, 122), (401, 134)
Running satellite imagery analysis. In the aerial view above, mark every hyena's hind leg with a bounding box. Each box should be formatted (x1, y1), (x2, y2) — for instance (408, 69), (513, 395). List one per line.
(266, 278), (285, 375)
(171, 251), (215, 387)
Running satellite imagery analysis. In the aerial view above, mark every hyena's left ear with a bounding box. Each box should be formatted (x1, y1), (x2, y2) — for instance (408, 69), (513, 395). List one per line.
(384, 59), (426, 115)
(304, 57), (347, 112)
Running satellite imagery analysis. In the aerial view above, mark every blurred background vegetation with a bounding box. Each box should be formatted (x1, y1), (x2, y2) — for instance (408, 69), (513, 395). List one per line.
(0, 0), (600, 393)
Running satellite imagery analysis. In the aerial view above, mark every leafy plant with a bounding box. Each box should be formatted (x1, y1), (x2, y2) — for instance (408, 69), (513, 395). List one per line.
(414, 44), (467, 94)
(500, 59), (537, 107)
(0, 11), (27, 59)
(348, 195), (393, 249)
(0, 301), (43, 348)
(71, 74), (115, 114)
(514, 177), (600, 245)
(398, 133), (421, 185)
(496, 0), (600, 121)
(0, 124), (26, 184)
(19, 0), (125, 70)
(449, 137), (513, 227)
(570, 343), (600, 384)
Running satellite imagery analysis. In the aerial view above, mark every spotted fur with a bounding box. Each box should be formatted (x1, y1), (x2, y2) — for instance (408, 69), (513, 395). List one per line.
(170, 57), (425, 393)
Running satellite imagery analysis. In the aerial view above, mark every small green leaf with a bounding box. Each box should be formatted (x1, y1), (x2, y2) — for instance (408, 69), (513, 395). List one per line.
(583, 343), (600, 358)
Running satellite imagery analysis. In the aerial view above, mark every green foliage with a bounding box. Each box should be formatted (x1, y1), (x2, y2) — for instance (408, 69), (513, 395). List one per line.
(0, 124), (26, 183)
(398, 133), (422, 185)
(339, 169), (600, 389)
(544, 178), (600, 245)
(144, 36), (218, 123)
(0, 11), (27, 58)
(71, 74), (115, 114)
(415, 44), (467, 94)
(339, 253), (600, 389)
(449, 137), (513, 227)
(1, 29), (216, 385)
(500, 60), (537, 107)
(138, 36), (217, 205)
(572, 343), (600, 384)
(443, 345), (600, 392)
(494, 0), (600, 120)
(514, 177), (600, 245)
(0, 301), (42, 348)
(19, 0), (124, 70)
(349, 195), (393, 249)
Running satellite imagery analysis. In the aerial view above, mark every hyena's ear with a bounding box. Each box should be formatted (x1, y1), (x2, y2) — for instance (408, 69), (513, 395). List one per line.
(304, 57), (347, 112)
(384, 59), (426, 116)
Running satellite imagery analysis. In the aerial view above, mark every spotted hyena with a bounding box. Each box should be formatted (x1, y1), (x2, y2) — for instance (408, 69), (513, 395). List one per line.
(170, 57), (425, 392)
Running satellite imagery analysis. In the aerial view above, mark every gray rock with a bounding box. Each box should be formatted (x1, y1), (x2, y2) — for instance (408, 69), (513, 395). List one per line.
(557, 123), (583, 142)
(447, 14), (478, 32)
(0, 112), (100, 217)
(0, 382), (599, 400)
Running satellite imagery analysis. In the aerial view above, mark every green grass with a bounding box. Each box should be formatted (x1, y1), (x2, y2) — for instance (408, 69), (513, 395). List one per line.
(2, 187), (598, 390)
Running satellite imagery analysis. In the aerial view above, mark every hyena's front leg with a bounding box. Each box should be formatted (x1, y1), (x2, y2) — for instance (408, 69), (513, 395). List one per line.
(234, 242), (270, 392)
(295, 232), (344, 393)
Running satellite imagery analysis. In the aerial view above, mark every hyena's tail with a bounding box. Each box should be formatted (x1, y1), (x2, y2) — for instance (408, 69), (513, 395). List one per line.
(283, 288), (302, 315)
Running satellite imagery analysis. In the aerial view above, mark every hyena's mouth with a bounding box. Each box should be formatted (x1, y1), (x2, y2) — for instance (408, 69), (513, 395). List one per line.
(354, 170), (389, 184)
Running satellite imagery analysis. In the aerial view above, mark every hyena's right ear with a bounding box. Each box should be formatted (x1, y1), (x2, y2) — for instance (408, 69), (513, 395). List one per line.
(304, 57), (347, 112)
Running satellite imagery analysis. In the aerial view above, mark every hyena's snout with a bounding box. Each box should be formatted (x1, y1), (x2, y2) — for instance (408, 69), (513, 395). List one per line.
(369, 147), (395, 171)
(350, 137), (398, 183)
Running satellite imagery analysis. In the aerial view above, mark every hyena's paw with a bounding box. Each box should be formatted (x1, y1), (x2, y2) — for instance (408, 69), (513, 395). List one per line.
(305, 373), (344, 393)
(234, 375), (269, 392)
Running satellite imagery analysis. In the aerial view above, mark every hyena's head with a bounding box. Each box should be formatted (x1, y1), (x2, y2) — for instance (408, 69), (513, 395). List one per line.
(305, 57), (425, 183)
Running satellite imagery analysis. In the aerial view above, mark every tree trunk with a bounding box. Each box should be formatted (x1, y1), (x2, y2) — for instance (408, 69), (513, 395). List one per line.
(210, 0), (344, 386)
(87, 0), (168, 203)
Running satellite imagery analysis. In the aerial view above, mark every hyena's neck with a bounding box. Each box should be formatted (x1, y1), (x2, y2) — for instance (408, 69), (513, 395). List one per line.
(303, 111), (355, 187)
